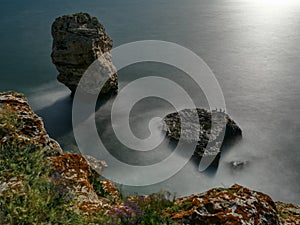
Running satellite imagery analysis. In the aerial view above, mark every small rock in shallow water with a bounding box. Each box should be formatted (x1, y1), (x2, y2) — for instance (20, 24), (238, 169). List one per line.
(230, 160), (249, 169)
(163, 108), (242, 159)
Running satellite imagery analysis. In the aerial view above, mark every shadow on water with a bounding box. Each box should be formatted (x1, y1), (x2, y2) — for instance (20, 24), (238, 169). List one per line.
(220, 135), (243, 156)
(35, 91), (117, 140)
(203, 135), (243, 175)
(188, 154), (220, 178)
(35, 89), (242, 180)
(165, 136), (221, 177)
(35, 95), (73, 139)
(168, 132), (242, 177)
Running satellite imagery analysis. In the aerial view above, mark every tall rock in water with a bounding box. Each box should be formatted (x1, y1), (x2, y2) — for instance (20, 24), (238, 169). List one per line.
(51, 13), (118, 95)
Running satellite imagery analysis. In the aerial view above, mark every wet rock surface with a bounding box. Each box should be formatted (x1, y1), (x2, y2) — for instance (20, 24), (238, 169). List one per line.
(51, 13), (118, 95)
(163, 108), (242, 159)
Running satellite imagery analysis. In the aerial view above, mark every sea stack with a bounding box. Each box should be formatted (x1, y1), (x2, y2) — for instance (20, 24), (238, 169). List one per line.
(51, 13), (118, 96)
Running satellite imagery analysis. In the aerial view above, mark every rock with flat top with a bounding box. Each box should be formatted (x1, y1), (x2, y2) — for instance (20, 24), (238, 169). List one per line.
(51, 12), (118, 95)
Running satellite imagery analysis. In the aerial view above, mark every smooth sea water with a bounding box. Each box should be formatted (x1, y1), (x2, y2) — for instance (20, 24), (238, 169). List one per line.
(1, 0), (300, 203)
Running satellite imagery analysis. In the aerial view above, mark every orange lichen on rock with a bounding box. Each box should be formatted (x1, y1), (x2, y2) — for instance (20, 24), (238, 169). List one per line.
(99, 180), (120, 200)
(276, 201), (300, 225)
(0, 91), (62, 156)
(168, 184), (280, 225)
(0, 176), (24, 197)
(0, 91), (119, 216)
(49, 153), (112, 214)
(1, 91), (300, 223)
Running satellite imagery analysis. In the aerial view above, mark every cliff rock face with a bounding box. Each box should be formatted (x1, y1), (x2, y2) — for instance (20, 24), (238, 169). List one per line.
(0, 91), (114, 215)
(49, 153), (112, 214)
(163, 108), (242, 159)
(0, 91), (62, 156)
(51, 13), (118, 95)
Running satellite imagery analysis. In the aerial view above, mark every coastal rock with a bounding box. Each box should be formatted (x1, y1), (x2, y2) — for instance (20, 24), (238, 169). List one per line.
(163, 108), (242, 158)
(84, 154), (108, 175)
(229, 160), (249, 170)
(0, 91), (62, 156)
(49, 153), (113, 214)
(51, 12), (118, 95)
(1, 91), (299, 223)
(167, 184), (280, 225)
(0, 91), (119, 215)
(49, 153), (137, 216)
(275, 201), (300, 225)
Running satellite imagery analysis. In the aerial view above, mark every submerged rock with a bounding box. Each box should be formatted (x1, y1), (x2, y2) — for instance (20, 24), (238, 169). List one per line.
(163, 108), (242, 159)
(229, 160), (249, 169)
(51, 12), (118, 95)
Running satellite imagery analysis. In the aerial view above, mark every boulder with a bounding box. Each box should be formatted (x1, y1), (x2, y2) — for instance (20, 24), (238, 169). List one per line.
(163, 108), (242, 159)
(51, 13), (118, 95)
(167, 184), (280, 225)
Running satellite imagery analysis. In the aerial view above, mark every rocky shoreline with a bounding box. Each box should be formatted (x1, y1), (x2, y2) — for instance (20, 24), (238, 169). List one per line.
(0, 92), (299, 224)
(1, 12), (300, 224)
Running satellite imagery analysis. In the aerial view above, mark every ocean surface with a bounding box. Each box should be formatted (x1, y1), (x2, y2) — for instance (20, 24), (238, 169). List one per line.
(1, 0), (300, 203)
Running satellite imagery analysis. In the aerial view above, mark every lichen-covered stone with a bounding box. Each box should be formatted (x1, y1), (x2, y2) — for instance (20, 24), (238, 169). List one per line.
(166, 184), (280, 225)
(84, 155), (108, 175)
(0, 176), (24, 197)
(49, 153), (112, 214)
(0, 91), (117, 215)
(0, 91), (62, 156)
(276, 201), (300, 225)
(51, 13), (118, 95)
(163, 108), (242, 158)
